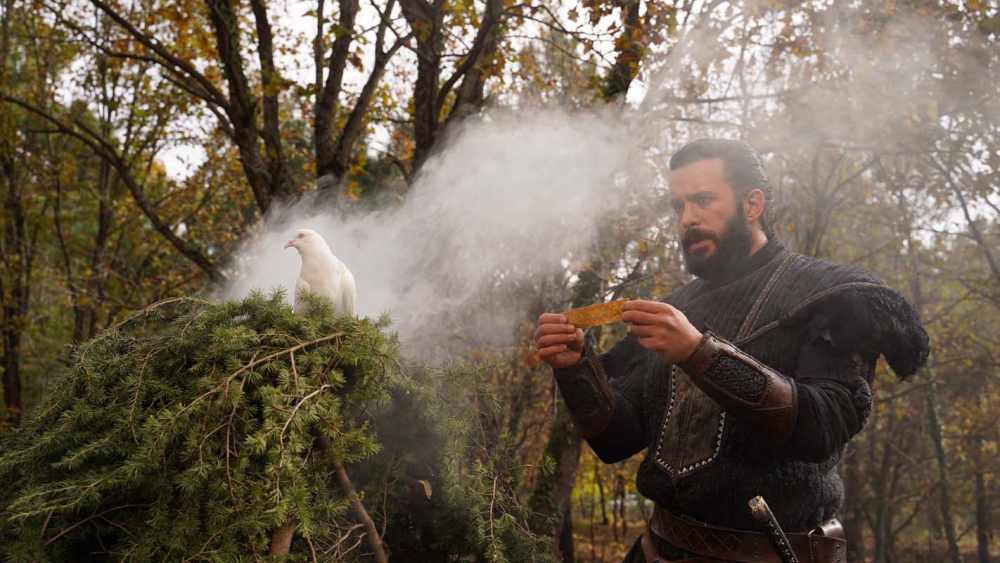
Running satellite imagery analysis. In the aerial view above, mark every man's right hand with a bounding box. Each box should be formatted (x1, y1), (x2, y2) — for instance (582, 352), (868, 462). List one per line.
(534, 314), (585, 369)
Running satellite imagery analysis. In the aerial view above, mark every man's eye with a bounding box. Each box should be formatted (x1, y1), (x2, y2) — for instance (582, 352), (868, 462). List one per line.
(670, 202), (684, 214)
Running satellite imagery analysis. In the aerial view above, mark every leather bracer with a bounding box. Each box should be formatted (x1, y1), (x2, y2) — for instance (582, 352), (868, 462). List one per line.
(679, 331), (798, 443)
(552, 342), (615, 439)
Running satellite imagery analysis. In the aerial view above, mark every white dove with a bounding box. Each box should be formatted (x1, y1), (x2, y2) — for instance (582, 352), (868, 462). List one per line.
(284, 228), (357, 316)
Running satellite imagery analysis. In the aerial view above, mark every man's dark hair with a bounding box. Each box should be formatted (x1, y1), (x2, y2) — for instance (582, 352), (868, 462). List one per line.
(669, 138), (776, 237)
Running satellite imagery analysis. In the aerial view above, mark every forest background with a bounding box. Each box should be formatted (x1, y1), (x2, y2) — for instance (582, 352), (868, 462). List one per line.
(0, 0), (998, 560)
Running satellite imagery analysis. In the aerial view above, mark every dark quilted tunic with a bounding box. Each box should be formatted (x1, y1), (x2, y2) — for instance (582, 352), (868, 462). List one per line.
(554, 238), (929, 560)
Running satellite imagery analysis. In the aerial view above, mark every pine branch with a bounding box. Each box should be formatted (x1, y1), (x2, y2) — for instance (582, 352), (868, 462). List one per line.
(1, 292), (549, 560)
(268, 520), (296, 555)
(333, 459), (390, 563)
(44, 504), (151, 546)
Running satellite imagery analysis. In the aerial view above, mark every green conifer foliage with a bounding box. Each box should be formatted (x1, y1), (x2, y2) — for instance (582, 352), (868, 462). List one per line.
(364, 360), (554, 563)
(0, 292), (550, 562)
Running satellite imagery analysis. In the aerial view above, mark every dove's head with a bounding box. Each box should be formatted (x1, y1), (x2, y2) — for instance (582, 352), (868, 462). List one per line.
(283, 229), (329, 255)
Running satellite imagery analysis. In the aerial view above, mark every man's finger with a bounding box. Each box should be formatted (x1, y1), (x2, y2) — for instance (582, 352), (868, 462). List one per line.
(538, 313), (569, 324)
(534, 323), (577, 340)
(621, 310), (663, 325)
(538, 344), (568, 357)
(538, 333), (579, 346)
(621, 299), (674, 312)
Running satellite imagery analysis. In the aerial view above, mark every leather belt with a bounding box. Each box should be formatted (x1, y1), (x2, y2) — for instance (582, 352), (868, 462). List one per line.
(642, 505), (846, 563)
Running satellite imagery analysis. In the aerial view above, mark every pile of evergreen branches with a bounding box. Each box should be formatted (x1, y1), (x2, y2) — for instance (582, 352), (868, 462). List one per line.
(0, 291), (550, 562)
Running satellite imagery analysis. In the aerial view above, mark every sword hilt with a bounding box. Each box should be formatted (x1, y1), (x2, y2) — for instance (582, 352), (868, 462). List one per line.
(749, 496), (800, 563)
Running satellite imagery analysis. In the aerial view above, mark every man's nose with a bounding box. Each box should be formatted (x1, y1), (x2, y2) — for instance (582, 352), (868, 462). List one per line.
(680, 204), (700, 230)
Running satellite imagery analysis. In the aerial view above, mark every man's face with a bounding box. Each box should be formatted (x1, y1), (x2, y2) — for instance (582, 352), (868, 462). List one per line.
(668, 158), (753, 279)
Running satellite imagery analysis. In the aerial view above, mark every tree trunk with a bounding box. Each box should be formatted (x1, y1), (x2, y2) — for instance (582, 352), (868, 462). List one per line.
(926, 381), (963, 563)
(1, 331), (21, 425)
(1, 5), (33, 427)
(595, 457), (609, 526)
(603, 0), (643, 102)
(618, 474), (628, 539)
(1, 154), (26, 427)
(204, 0), (282, 213)
(528, 409), (581, 563)
(973, 434), (992, 563)
(443, 0), (502, 126)
(896, 189), (962, 563)
(398, 0), (505, 176)
(870, 410), (897, 563)
(327, 35), (403, 182)
(398, 0), (444, 174)
(873, 454), (889, 563)
(842, 450), (867, 563)
(559, 501), (575, 563)
(248, 0), (290, 203)
(553, 425), (581, 563)
(314, 0), (358, 181)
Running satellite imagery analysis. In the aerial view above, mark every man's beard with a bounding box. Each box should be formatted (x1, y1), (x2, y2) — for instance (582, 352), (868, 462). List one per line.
(681, 209), (754, 280)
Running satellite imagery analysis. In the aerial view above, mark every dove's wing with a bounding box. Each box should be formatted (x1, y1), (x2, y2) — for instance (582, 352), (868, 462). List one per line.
(293, 274), (312, 311)
(295, 275), (312, 296)
(340, 269), (357, 316)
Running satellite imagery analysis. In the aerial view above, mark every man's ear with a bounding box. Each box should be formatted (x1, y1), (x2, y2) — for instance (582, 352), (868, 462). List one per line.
(744, 189), (765, 223)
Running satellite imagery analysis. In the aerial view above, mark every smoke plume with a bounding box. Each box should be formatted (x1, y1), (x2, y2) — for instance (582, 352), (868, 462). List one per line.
(223, 108), (651, 354)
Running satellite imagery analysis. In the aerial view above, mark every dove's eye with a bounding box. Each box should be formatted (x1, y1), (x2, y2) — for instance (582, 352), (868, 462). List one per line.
(297, 233), (305, 239)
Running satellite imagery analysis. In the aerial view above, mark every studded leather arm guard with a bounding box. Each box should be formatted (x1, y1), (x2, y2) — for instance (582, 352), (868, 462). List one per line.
(679, 330), (798, 443)
(553, 342), (615, 439)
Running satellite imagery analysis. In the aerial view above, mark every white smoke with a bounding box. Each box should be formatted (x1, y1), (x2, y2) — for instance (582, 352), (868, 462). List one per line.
(222, 4), (997, 357)
(223, 107), (653, 353)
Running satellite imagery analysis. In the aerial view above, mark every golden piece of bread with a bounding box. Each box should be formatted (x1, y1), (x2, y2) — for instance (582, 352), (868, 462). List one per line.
(561, 298), (629, 329)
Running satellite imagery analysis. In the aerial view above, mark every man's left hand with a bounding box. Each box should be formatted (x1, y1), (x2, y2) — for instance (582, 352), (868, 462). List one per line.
(621, 300), (704, 364)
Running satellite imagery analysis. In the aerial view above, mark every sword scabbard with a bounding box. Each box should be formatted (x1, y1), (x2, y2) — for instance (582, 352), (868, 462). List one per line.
(749, 496), (800, 563)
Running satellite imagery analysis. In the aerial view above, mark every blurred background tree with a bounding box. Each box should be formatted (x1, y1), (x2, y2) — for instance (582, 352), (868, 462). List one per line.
(1, 0), (997, 560)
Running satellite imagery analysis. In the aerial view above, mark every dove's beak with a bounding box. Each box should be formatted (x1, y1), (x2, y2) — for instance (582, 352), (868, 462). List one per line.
(283, 240), (295, 249)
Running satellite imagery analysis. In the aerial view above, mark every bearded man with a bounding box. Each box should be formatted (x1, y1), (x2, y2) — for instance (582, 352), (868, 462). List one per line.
(534, 139), (929, 563)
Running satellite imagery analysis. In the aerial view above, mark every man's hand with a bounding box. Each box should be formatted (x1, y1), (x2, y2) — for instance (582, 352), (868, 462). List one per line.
(621, 300), (703, 364)
(534, 314), (585, 369)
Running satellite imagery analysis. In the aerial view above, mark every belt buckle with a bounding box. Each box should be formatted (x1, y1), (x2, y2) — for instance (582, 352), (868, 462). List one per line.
(806, 524), (822, 563)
